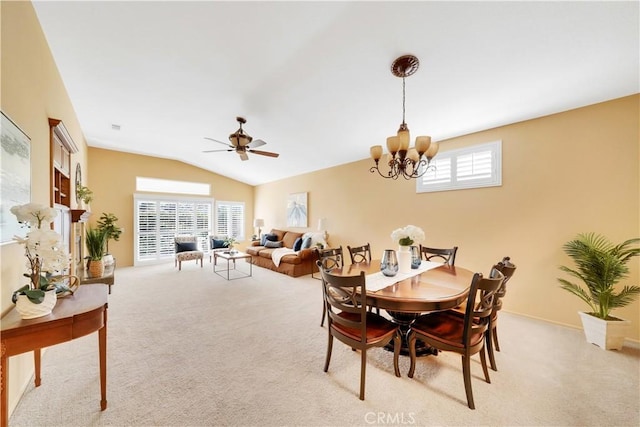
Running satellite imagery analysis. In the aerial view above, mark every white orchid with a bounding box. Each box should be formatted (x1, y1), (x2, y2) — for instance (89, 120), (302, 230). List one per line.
(10, 203), (71, 302)
(391, 225), (425, 246)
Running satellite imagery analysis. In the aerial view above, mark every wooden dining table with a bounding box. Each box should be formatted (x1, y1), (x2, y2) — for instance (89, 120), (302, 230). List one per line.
(330, 260), (474, 355)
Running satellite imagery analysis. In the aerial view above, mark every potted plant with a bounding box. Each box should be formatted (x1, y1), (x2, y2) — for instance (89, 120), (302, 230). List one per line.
(558, 233), (640, 350)
(85, 226), (107, 278)
(9, 203), (75, 318)
(96, 212), (122, 265)
(224, 236), (238, 253)
(76, 184), (93, 206)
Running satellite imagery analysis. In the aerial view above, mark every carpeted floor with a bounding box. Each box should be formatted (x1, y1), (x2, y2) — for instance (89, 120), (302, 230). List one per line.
(9, 261), (640, 426)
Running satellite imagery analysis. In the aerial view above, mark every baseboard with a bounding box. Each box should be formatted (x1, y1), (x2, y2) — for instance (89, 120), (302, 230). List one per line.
(502, 309), (640, 349)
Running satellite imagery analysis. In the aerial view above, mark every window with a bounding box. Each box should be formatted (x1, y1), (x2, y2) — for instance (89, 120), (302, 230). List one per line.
(417, 140), (502, 193)
(216, 201), (245, 240)
(134, 195), (212, 265)
(136, 177), (210, 195)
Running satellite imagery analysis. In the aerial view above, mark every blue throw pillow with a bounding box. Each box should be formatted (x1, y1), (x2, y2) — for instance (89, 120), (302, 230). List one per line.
(265, 233), (279, 242)
(260, 234), (267, 246)
(212, 239), (228, 249)
(301, 237), (312, 249)
(265, 240), (283, 248)
(176, 242), (197, 253)
(293, 237), (303, 251)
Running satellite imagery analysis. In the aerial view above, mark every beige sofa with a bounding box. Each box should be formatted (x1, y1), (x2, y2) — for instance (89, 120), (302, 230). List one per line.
(246, 229), (319, 277)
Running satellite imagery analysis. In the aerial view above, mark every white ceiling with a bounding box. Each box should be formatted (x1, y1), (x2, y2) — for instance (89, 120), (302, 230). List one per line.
(32, 1), (639, 186)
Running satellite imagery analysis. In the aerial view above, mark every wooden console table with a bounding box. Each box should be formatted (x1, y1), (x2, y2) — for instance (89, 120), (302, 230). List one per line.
(0, 284), (109, 427)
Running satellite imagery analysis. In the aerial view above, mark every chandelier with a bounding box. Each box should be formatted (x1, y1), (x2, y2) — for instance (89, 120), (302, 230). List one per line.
(370, 55), (439, 180)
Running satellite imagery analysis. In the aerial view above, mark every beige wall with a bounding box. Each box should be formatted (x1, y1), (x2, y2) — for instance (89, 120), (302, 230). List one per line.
(255, 95), (640, 341)
(0, 0), (91, 415)
(86, 147), (254, 266)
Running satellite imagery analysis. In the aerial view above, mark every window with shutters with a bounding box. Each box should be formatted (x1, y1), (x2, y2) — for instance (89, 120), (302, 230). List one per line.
(216, 201), (245, 240)
(134, 194), (213, 265)
(416, 140), (502, 193)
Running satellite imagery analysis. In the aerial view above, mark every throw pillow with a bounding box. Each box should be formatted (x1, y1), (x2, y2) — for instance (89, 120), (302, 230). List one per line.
(301, 236), (313, 249)
(293, 237), (303, 251)
(260, 234), (267, 246)
(265, 233), (279, 242)
(176, 242), (197, 253)
(212, 239), (228, 249)
(265, 240), (283, 248)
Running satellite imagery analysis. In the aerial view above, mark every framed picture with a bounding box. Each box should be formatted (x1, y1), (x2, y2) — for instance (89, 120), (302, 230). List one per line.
(1, 111), (31, 244)
(286, 192), (308, 227)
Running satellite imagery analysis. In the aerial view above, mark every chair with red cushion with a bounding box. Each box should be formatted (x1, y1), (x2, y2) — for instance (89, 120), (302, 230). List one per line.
(407, 268), (504, 409)
(486, 256), (517, 371)
(419, 245), (458, 266)
(318, 246), (345, 327)
(319, 264), (401, 400)
(347, 243), (372, 264)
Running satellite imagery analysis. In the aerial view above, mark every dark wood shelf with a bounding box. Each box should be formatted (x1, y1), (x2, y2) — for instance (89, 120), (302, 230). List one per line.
(71, 209), (91, 223)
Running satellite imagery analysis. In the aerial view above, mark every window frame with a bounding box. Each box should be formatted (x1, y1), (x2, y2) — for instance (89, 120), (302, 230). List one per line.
(416, 140), (502, 193)
(133, 194), (213, 266)
(215, 200), (245, 241)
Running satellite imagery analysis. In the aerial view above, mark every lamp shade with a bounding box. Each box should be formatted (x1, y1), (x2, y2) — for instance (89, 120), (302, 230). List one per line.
(317, 218), (327, 231)
(253, 218), (264, 228)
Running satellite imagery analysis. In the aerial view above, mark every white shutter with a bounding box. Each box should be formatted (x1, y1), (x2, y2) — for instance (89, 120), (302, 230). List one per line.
(216, 201), (245, 240)
(417, 140), (502, 193)
(134, 195), (213, 265)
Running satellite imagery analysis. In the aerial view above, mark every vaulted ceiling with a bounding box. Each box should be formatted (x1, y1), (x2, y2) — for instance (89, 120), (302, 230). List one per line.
(32, 1), (639, 185)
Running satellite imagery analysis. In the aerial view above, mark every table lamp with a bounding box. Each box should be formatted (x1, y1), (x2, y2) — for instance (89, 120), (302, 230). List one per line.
(253, 218), (264, 238)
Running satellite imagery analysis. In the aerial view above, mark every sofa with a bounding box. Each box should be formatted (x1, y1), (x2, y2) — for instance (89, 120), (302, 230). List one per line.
(246, 229), (324, 277)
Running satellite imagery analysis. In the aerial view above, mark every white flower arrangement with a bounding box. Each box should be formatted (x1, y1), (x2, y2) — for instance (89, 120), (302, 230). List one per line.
(391, 225), (425, 247)
(10, 203), (71, 303)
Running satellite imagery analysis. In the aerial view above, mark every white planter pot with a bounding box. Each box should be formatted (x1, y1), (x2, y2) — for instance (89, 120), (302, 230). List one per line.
(103, 254), (114, 265)
(578, 311), (631, 350)
(15, 289), (57, 319)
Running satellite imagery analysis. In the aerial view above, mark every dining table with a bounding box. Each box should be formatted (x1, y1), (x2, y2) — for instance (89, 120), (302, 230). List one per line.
(330, 260), (474, 356)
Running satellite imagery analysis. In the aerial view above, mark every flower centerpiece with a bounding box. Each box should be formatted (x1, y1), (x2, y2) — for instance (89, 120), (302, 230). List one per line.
(391, 224), (425, 247)
(224, 236), (238, 253)
(9, 203), (72, 317)
(391, 225), (426, 273)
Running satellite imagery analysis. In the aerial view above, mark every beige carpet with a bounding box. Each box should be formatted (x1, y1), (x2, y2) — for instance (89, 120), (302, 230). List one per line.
(9, 261), (640, 426)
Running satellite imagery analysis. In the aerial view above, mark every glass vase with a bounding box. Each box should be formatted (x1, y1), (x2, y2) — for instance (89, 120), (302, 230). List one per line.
(410, 246), (421, 269)
(380, 249), (399, 277)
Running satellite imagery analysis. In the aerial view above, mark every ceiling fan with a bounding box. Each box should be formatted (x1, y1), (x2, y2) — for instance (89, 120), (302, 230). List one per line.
(203, 116), (280, 161)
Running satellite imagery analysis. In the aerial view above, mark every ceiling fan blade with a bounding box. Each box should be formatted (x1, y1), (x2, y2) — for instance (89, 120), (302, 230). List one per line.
(249, 149), (280, 158)
(202, 149), (234, 153)
(204, 137), (232, 148)
(239, 151), (249, 161)
(247, 139), (266, 149)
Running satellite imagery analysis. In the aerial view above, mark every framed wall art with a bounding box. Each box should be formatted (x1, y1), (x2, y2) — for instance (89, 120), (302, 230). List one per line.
(286, 192), (307, 227)
(1, 111), (31, 244)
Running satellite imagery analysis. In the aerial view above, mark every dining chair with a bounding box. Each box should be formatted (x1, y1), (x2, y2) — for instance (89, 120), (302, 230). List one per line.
(318, 263), (401, 400)
(407, 268), (504, 409)
(347, 243), (372, 264)
(486, 256), (517, 371)
(419, 245), (458, 266)
(318, 246), (344, 327)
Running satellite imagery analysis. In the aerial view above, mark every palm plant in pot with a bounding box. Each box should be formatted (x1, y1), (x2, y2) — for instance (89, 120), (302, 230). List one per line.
(96, 212), (122, 265)
(558, 233), (640, 350)
(85, 226), (107, 278)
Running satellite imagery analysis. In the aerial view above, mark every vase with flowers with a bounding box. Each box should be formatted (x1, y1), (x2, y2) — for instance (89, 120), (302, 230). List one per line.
(10, 203), (74, 319)
(391, 225), (425, 273)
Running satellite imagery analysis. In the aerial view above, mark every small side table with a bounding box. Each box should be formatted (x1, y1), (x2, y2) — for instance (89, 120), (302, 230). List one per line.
(213, 251), (253, 280)
(79, 259), (116, 294)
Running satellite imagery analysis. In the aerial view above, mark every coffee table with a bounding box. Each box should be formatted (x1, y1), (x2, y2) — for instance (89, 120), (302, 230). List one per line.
(213, 251), (253, 280)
